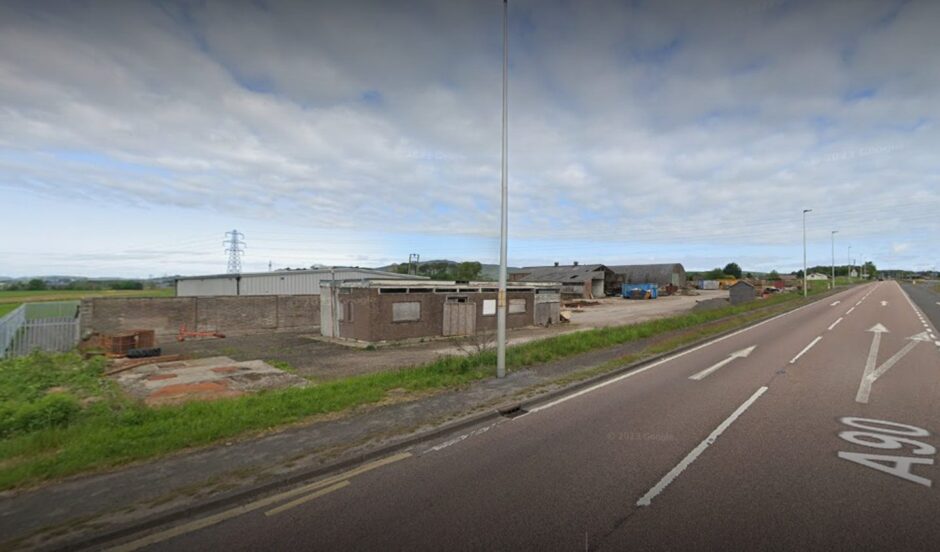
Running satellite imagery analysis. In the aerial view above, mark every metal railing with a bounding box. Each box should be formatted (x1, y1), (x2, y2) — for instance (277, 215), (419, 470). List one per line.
(0, 301), (80, 359)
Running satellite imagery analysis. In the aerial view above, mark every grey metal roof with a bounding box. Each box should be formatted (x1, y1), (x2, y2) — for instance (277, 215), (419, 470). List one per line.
(607, 263), (685, 282)
(514, 264), (608, 283)
(175, 267), (423, 282)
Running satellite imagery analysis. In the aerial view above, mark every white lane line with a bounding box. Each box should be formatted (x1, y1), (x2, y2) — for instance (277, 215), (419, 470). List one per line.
(529, 288), (858, 415)
(636, 386), (768, 507)
(831, 301), (841, 306)
(856, 301), (863, 306)
(846, 307), (855, 315)
(827, 317), (844, 331)
(688, 346), (757, 381)
(790, 336), (823, 364)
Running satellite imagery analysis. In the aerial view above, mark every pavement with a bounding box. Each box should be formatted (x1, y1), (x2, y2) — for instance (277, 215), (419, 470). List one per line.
(106, 281), (940, 551)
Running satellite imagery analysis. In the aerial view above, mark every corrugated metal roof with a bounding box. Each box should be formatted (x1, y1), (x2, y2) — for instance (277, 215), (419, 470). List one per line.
(608, 263), (685, 283)
(175, 267), (422, 282)
(514, 264), (608, 283)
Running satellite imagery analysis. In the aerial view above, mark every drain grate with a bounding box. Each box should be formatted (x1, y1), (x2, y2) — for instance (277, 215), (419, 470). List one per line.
(498, 405), (528, 419)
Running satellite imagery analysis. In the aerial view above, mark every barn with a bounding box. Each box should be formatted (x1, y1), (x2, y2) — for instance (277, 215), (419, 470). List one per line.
(176, 267), (421, 297)
(608, 263), (687, 289)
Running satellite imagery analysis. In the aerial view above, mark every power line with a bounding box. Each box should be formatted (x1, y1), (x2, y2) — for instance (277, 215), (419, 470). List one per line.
(223, 229), (246, 274)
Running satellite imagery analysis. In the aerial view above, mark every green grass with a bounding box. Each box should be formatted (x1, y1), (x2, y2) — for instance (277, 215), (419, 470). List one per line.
(0, 304), (19, 318)
(0, 288), (174, 306)
(0, 286), (838, 490)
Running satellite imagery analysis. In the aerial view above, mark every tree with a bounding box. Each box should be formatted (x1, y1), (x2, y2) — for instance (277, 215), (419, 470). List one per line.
(768, 270), (781, 281)
(704, 268), (726, 280)
(723, 262), (743, 279)
(26, 278), (47, 291)
(453, 261), (482, 281)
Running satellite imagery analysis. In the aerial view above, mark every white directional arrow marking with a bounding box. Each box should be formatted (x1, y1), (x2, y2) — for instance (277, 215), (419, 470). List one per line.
(855, 327), (928, 404)
(689, 346), (757, 381)
(855, 324), (888, 404)
(831, 301), (841, 306)
(881, 301), (888, 306)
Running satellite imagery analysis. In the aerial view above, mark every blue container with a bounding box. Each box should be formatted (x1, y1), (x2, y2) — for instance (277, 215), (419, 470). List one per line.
(621, 283), (658, 299)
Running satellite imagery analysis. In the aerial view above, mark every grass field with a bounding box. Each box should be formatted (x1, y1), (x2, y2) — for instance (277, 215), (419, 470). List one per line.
(0, 289), (175, 317)
(0, 284), (844, 490)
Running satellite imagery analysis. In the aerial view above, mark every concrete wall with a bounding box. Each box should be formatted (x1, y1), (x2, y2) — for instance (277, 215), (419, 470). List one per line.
(81, 295), (320, 338)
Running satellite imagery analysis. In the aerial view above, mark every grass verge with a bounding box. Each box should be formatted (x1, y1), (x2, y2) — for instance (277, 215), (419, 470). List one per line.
(0, 288), (174, 306)
(0, 303), (19, 318)
(0, 286), (839, 490)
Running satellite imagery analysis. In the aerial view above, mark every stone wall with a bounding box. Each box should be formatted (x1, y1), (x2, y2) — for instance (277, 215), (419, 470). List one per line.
(81, 295), (320, 338)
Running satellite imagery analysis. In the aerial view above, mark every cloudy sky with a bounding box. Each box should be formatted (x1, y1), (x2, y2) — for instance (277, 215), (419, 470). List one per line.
(1, 0), (937, 278)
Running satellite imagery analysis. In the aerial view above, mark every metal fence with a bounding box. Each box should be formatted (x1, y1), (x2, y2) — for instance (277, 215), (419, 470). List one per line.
(0, 301), (80, 359)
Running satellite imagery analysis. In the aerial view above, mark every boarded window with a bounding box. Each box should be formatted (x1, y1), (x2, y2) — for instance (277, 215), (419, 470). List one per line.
(509, 298), (527, 314)
(482, 299), (496, 316)
(392, 302), (421, 322)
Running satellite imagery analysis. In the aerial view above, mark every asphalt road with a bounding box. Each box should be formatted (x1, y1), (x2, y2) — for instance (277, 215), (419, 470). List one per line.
(114, 281), (940, 552)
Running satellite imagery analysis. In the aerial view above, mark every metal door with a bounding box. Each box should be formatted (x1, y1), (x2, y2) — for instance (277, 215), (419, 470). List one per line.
(442, 302), (476, 336)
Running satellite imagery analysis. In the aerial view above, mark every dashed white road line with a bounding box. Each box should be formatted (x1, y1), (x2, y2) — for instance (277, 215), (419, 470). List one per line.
(527, 291), (849, 414)
(846, 307), (855, 315)
(827, 317), (844, 331)
(636, 386), (768, 507)
(790, 336), (822, 364)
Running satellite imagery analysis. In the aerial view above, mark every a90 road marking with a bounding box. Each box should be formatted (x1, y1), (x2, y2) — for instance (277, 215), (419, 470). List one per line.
(837, 417), (935, 487)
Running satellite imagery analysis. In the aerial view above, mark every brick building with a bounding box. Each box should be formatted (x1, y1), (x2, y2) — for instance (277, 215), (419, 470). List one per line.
(320, 280), (561, 343)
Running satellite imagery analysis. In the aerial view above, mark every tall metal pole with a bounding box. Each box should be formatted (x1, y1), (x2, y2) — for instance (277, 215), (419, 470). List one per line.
(848, 245), (852, 279)
(831, 230), (837, 288)
(496, 0), (509, 379)
(802, 209), (811, 297)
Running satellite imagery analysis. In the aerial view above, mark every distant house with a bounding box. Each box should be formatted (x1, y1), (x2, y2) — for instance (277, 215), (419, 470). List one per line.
(511, 263), (616, 299)
(806, 273), (829, 281)
(608, 263), (686, 289)
(729, 281), (757, 305)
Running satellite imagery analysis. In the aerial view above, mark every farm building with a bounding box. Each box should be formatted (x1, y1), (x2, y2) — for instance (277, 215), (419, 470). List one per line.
(320, 280), (561, 343)
(806, 272), (830, 281)
(729, 281), (757, 305)
(176, 267), (421, 297)
(510, 263), (616, 299)
(608, 263), (686, 289)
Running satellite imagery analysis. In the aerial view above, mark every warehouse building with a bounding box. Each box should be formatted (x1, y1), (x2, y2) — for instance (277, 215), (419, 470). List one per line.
(608, 263), (687, 289)
(320, 280), (561, 343)
(510, 263), (616, 299)
(176, 267), (420, 297)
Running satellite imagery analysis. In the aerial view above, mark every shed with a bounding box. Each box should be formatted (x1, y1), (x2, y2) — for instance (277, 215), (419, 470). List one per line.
(511, 264), (616, 299)
(176, 267), (422, 297)
(608, 264), (686, 289)
(320, 280), (561, 343)
(729, 281), (757, 305)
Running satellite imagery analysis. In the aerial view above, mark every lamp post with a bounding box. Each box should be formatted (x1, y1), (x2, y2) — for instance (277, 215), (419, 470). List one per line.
(848, 245), (852, 279)
(496, 0), (509, 379)
(831, 230), (838, 289)
(803, 209), (812, 297)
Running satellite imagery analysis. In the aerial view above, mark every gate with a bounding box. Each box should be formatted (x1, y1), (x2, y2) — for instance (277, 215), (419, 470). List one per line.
(442, 301), (476, 336)
(0, 301), (80, 359)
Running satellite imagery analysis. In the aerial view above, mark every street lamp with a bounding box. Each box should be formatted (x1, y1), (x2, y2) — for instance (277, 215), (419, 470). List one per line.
(496, 0), (509, 379)
(803, 209), (812, 297)
(831, 230), (838, 289)
(848, 245), (852, 279)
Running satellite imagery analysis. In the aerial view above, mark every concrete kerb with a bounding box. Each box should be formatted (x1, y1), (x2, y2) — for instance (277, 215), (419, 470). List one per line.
(60, 286), (852, 551)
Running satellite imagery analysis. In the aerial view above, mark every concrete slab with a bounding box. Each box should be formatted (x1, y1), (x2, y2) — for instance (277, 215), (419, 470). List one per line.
(112, 356), (308, 406)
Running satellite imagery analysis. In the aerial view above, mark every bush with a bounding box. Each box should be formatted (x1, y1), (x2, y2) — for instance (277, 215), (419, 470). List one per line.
(0, 393), (81, 437)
